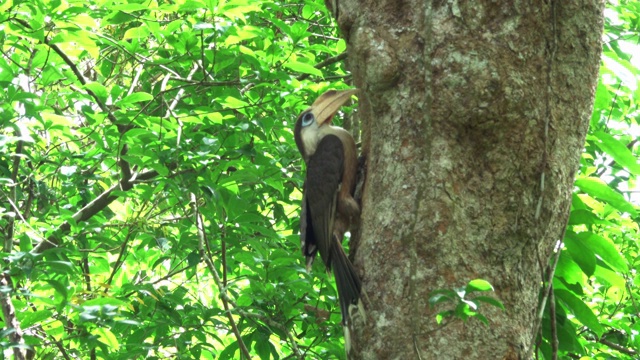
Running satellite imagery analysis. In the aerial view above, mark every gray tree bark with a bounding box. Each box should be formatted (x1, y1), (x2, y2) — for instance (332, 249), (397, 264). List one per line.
(332, 1), (604, 359)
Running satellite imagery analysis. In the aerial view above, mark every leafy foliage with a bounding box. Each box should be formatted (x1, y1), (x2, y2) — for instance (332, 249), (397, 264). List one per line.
(0, 0), (638, 359)
(0, 0), (353, 358)
(536, 1), (640, 358)
(429, 279), (505, 326)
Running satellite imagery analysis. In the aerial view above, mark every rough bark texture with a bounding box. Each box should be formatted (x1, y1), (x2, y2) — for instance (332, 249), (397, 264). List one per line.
(335, 1), (604, 359)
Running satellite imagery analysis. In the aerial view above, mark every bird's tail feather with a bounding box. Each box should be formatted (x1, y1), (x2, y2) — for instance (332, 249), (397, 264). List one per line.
(330, 238), (362, 324)
(331, 238), (363, 356)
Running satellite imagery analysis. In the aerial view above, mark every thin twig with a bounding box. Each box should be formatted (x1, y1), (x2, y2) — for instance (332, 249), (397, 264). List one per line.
(599, 338), (638, 356)
(225, 303), (304, 360)
(1, 127), (29, 359)
(526, 2), (560, 357)
(549, 284), (557, 360)
(105, 227), (135, 288)
(526, 241), (562, 359)
(12, 18), (134, 188)
(296, 52), (348, 81)
(31, 168), (163, 253)
(191, 193), (252, 360)
(241, 52), (349, 94)
(5, 126), (23, 251)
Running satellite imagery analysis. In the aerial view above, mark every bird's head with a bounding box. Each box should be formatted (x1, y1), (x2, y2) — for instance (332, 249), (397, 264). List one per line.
(294, 89), (359, 159)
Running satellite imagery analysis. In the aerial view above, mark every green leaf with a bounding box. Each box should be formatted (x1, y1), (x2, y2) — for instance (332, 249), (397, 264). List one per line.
(576, 232), (628, 273)
(222, 96), (249, 109)
(602, 55), (637, 89)
(553, 318), (584, 354)
(465, 279), (493, 293)
(436, 310), (453, 324)
(20, 309), (53, 328)
(567, 209), (609, 226)
(455, 301), (475, 321)
(563, 234), (596, 277)
(45, 279), (68, 303)
(123, 26), (151, 40)
(254, 331), (272, 360)
(592, 131), (640, 175)
(575, 177), (637, 215)
(555, 288), (604, 338)
(116, 92), (153, 106)
(94, 327), (120, 350)
(472, 312), (489, 325)
(473, 296), (505, 310)
(84, 82), (109, 102)
(594, 265), (626, 288)
(40, 260), (76, 274)
(220, 341), (239, 360)
(49, 30), (100, 59)
(282, 61), (323, 77)
(592, 80), (613, 112)
(555, 252), (585, 285)
(82, 297), (128, 307)
(111, 2), (150, 11)
(429, 289), (456, 306)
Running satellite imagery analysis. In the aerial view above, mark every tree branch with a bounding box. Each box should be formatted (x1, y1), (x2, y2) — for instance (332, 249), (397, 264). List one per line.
(4, 127), (23, 251)
(191, 192), (303, 359)
(241, 52), (348, 94)
(0, 117), (33, 360)
(11, 17), (134, 190)
(599, 338), (638, 356)
(191, 192), (252, 360)
(0, 274), (29, 360)
(31, 169), (162, 254)
(295, 52), (348, 81)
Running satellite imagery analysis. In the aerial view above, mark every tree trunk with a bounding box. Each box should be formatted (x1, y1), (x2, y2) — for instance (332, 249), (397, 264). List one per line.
(334, 1), (604, 358)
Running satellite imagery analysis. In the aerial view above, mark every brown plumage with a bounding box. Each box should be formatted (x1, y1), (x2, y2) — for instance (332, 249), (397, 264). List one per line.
(294, 89), (363, 353)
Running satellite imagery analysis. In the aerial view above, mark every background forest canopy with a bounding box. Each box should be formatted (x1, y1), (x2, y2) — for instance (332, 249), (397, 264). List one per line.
(0, 0), (639, 359)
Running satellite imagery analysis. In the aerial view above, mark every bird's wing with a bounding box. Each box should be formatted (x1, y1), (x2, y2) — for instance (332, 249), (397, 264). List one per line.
(303, 134), (344, 269)
(299, 183), (316, 270)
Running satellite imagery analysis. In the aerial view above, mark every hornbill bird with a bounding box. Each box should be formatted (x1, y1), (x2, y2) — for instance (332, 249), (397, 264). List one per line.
(294, 89), (363, 350)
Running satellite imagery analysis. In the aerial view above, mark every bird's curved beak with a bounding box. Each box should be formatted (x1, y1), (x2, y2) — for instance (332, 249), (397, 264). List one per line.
(309, 89), (359, 126)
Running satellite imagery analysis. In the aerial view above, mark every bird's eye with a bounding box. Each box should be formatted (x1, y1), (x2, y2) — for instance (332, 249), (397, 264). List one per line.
(301, 112), (315, 126)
